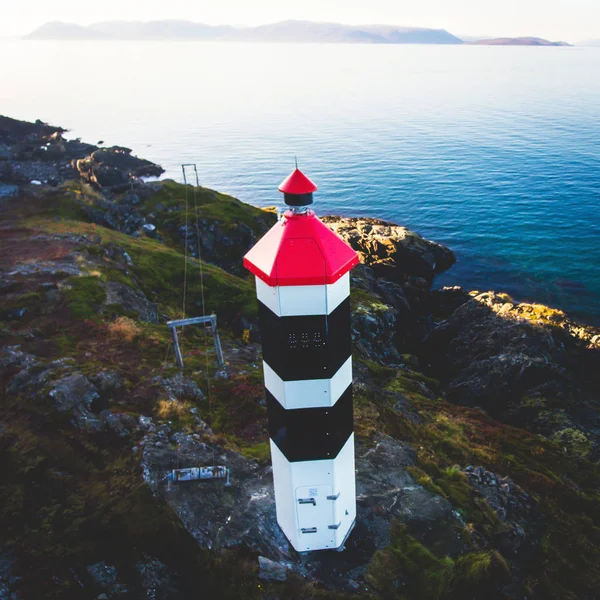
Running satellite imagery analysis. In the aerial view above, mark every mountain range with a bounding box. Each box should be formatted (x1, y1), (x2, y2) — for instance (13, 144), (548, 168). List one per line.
(24, 20), (590, 45)
(26, 20), (459, 44)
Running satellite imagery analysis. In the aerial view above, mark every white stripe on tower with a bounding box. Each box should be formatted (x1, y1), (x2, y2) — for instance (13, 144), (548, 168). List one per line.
(255, 272), (350, 317)
(262, 357), (352, 410)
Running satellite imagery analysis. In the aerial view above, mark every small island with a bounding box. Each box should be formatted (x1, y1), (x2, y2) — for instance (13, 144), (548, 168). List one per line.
(469, 36), (571, 46)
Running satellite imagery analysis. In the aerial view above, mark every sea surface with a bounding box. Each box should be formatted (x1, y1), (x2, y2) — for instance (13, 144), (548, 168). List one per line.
(1, 41), (599, 324)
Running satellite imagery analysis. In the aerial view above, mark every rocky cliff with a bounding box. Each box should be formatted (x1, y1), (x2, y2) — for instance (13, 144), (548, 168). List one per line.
(1, 117), (599, 600)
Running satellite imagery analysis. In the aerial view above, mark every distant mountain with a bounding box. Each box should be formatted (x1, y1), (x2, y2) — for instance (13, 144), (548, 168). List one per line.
(88, 20), (235, 40)
(25, 19), (463, 44)
(26, 21), (108, 40)
(469, 37), (571, 46)
(225, 20), (463, 44)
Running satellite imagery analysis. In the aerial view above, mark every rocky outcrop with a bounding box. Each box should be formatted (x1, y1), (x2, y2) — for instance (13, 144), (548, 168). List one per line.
(140, 427), (463, 589)
(323, 216), (455, 283)
(75, 146), (163, 191)
(258, 556), (288, 582)
(424, 291), (600, 458)
(49, 373), (99, 412)
(463, 466), (543, 557)
(0, 116), (163, 190)
(103, 281), (158, 323)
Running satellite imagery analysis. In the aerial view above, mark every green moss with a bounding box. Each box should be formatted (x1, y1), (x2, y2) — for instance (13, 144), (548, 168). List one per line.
(237, 441), (270, 464)
(64, 275), (106, 319)
(522, 395), (548, 409)
(129, 180), (276, 254)
(140, 180), (272, 226)
(102, 268), (136, 288)
(103, 303), (139, 320)
(354, 389), (381, 441)
(31, 219), (257, 322)
(386, 376), (424, 397)
(351, 288), (390, 313)
(37, 191), (90, 221)
(122, 235), (256, 320)
(55, 333), (78, 356)
(402, 370), (441, 391)
(17, 291), (43, 303)
(358, 358), (396, 384)
(366, 522), (510, 599)
(552, 428), (592, 458)
(366, 522), (455, 599)
(454, 550), (510, 589)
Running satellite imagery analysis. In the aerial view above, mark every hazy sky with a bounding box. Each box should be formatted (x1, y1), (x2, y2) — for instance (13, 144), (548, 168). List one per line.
(3, 0), (599, 42)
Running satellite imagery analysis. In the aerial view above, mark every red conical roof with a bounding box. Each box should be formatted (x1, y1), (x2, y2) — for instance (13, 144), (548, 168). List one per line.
(278, 168), (318, 195)
(244, 210), (359, 287)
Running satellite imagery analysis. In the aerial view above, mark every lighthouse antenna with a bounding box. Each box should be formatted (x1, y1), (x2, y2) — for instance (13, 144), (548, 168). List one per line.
(295, 155), (298, 169)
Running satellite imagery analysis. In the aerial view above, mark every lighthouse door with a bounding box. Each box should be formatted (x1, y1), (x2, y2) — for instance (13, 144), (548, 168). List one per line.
(295, 485), (336, 550)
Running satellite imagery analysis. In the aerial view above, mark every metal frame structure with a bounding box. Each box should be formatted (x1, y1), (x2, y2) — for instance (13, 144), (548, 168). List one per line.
(166, 315), (224, 369)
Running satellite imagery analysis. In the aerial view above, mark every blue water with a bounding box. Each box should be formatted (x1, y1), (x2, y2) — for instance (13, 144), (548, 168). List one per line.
(1, 41), (599, 323)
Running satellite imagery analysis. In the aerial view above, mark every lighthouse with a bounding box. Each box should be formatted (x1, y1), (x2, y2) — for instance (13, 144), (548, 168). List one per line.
(244, 168), (359, 552)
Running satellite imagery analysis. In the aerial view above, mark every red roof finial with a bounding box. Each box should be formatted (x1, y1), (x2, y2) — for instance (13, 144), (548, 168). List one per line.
(278, 168), (318, 195)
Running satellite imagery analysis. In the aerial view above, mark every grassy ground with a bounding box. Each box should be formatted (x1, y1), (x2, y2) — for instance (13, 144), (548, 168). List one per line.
(1, 186), (600, 598)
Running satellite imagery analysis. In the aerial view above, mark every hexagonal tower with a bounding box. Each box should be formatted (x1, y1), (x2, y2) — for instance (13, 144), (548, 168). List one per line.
(243, 168), (359, 552)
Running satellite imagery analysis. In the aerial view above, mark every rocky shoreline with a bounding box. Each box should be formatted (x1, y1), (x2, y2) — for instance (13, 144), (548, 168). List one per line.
(0, 115), (163, 197)
(1, 116), (600, 600)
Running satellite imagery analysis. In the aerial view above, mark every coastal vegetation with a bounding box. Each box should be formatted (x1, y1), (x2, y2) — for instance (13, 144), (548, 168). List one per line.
(1, 117), (599, 599)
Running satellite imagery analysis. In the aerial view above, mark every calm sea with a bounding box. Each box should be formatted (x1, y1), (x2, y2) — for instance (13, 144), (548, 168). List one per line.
(1, 41), (599, 324)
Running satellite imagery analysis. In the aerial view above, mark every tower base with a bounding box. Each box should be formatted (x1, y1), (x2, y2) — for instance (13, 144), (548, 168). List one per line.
(270, 434), (356, 552)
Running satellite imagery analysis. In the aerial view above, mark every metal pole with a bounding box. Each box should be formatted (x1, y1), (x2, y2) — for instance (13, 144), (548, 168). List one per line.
(211, 316), (225, 367)
(170, 326), (184, 369)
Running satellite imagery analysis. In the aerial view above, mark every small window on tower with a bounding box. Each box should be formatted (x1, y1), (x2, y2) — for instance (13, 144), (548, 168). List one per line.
(300, 332), (310, 348)
(288, 332), (298, 349)
(287, 330), (328, 351)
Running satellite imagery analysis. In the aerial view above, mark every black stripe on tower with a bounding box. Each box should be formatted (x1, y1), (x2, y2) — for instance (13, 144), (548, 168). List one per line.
(258, 298), (351, 381)
(267, 385), (353, 462)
